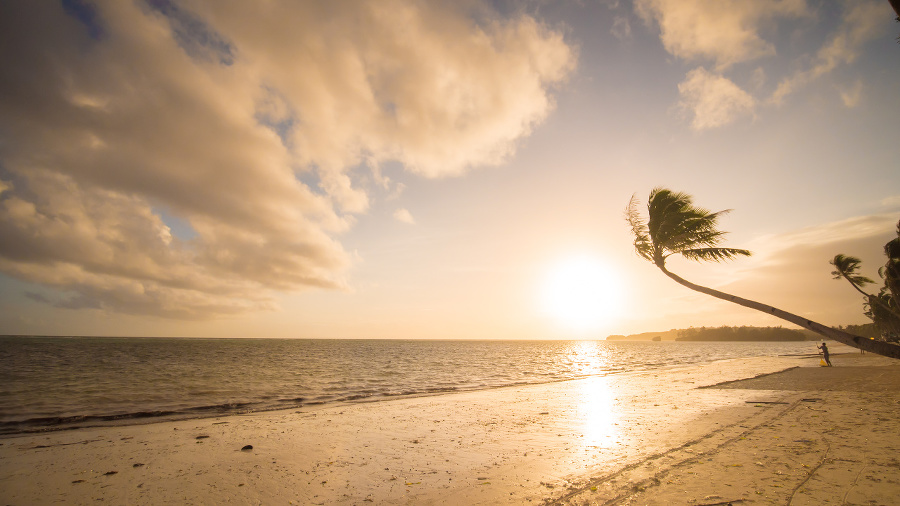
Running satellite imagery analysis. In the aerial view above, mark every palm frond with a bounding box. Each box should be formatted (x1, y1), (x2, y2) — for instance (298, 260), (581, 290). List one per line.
(848, 274), (876, 286)
(625, 194), (654, 262)
(646, 188), (694, 245)
(667, 226), (729, 253)
(680, 247), (752, 263)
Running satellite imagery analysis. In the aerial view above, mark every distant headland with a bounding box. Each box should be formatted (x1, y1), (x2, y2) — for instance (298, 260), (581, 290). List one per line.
(606, 324), (879, 342)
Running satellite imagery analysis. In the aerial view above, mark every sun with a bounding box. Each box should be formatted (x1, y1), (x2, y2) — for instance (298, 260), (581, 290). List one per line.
(540, 255), (622, 332)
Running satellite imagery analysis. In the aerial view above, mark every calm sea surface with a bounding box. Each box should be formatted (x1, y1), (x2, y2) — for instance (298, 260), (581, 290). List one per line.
(0, 337), (815, 434)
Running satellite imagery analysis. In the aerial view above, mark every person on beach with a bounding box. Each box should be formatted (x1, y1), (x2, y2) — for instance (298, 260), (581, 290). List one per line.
(818, 342), (832, 366)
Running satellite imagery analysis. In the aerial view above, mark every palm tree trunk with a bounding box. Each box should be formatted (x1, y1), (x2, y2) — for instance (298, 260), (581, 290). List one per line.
(841, 274), (900, 320)
(658, 265), (900, 359)
(843, 275), (871, 298)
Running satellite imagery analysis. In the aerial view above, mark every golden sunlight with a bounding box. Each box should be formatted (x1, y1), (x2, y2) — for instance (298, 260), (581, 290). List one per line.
(577, 374), (619, 448)
(540, 255), (623, 331)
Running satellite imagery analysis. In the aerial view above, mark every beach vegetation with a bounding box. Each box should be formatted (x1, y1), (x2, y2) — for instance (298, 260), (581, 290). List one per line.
(676, 326), (806, 341)
(626, 188), (900, 359)
(838, 323), (880, 339)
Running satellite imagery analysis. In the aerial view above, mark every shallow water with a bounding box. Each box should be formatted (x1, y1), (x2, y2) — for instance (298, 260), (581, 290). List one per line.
(0, 337), (816, 434)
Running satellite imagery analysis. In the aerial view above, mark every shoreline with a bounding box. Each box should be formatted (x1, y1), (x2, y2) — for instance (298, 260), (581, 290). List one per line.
(0, 339), (819, 439)
(2, 352), (898, 504)
(0, 365), (760, 437)
(0, 346), (818, 438)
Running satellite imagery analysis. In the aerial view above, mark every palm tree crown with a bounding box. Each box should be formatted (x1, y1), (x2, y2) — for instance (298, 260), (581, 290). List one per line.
(626, 188), (751, 268)
(830, 254), (874, 294)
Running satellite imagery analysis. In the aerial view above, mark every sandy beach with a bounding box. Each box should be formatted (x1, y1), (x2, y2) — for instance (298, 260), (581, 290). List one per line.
(1, 349), (898, 505)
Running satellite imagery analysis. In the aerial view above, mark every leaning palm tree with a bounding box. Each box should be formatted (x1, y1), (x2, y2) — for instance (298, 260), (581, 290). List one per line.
(626, 187), (900, 359)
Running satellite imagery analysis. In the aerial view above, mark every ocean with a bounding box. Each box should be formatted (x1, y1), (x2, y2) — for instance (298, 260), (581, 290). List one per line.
(0, 337), (816, 435)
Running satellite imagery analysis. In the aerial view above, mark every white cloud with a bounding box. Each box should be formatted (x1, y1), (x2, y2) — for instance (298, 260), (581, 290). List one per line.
(635, 0), (806, 130)
(393, 209), (416, 225)
(635, 0), (808, 70)
(770, 1), (890, 105)
(677, 67), (756, 130)
(628, 0), (886, 131)
(193, 0), (576, 179)
(0, 1), (575, 318)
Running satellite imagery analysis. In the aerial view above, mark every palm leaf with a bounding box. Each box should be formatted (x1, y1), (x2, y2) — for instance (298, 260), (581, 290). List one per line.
(680, 247), (752, 263)
(625, 194), (653, 262)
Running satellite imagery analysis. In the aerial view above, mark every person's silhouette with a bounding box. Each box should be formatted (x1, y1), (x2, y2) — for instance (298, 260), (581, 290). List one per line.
(818, 342), (832, 367)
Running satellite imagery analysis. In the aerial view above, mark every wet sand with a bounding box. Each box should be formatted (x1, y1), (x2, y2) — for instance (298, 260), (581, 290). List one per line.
(556, 352), (900, 505)
(1, 349), (898, 505)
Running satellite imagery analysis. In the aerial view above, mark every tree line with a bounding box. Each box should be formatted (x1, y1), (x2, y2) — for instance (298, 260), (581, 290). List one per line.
(675, 326), (807, 342)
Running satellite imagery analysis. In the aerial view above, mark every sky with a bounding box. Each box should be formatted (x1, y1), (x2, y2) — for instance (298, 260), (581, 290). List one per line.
(1, 0), (899, 339)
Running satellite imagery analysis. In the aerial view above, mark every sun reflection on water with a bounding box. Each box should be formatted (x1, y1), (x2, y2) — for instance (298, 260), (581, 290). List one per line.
(577, 375), (620, 448)
(568, 341), (620, 448)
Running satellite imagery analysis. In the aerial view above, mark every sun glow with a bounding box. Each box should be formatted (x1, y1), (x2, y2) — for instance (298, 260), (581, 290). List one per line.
(540, 255), (623, 332)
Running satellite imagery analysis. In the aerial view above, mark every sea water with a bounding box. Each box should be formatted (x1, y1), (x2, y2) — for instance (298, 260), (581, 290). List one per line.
(0, 337), (815, 434)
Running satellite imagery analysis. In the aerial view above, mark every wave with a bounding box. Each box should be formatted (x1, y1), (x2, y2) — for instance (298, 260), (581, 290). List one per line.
(0, 378), (573, 434)
(0, 338), (816, 435)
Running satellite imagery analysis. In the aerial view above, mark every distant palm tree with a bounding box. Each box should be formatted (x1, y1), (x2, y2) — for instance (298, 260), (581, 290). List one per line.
(626, 188), (900, 359)
(830, 254), (900, 319)
(830, 254), (874, 296)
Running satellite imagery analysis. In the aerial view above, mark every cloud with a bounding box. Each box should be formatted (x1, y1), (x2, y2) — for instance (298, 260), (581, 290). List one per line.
(749, 67), (767, 91)
(677, 67), (756, 130)
(839, 80), (864, 108)
(0, 1), (574, 318)
(748, 214), (899, 254)
(193, 1), (576, 179)
(393, 209), (416, 225)
(635, 0), (805, 130)
(635, 0), (808, 70)
(881, 195), (900, 209)
(770, 1), (890, 105)
(633, 0), (887, 130)
(611, 15), (632, 42)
